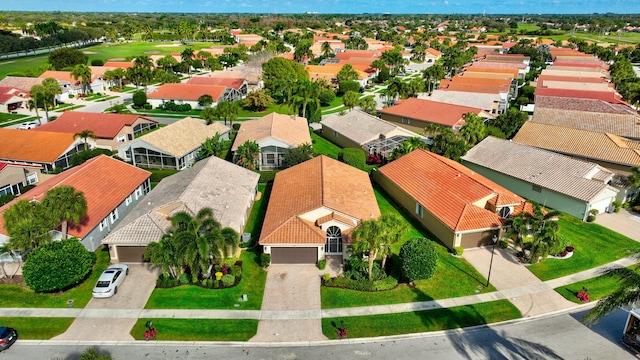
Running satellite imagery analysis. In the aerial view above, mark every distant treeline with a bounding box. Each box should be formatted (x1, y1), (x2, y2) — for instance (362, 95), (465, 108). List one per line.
(0, 26), (104, 55)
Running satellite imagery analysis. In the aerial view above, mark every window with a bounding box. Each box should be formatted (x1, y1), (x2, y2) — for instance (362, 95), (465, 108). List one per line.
(135, 187), (142, 200)
(333, 131), (339, 138)
(125, 195), (132, 206)
(110, 209), (119, 224)
(0, 185), (12, 197)
(116, 135), (127, 142)
(26, 173), (38, 185)
(265, 153), (275, 165)
(415, 202), (424, 217)
(532, 184), (542, 193)
(99, 218), (108, 231)
(325, 226), (343, 254)
(402, 118), (410, 125)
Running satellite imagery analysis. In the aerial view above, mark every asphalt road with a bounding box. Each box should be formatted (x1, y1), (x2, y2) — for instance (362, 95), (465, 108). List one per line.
(6, 309), (637, 360)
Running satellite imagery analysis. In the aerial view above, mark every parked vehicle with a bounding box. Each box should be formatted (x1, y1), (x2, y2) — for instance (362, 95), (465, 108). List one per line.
(92, 264), (129, 298)
(18, 121), (39, 130)
(0, 327), (17, 352)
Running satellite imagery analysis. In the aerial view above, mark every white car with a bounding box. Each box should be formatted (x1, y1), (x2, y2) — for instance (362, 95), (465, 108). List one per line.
(92, 264), (129, 298)
(18, 121), (39, 130)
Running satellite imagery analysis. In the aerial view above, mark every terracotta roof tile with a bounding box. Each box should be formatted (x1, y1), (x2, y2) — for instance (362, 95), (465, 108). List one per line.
(377, 149), (525, 232)
(147, 83), (228, 101)
(532, 107), (640, 138)
(0, 129), (78, 163)
(379, 97), (485, 127)
(260, 156), (380, 245)
(0, 155), (150, 239)
(0, 76), (44, 90)
(33, 112), (157, 139)
(535, 96), (636, 115)
(187, 77), (246, 90)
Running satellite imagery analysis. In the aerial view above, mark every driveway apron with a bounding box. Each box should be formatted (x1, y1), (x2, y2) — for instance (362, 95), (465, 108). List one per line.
(250, 264), (327, 342)
(595, 209), (640, 242)
(463, 247), (575, 317)
(52, 264), (158, 341)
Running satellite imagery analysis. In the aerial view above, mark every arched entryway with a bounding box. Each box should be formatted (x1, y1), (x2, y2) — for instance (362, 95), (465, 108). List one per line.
(325, 226), (343, 254)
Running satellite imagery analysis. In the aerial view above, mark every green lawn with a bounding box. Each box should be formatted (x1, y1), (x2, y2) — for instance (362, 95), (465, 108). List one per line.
(144, 249), (266, 310)
(526, 215), (640, 281)
(0, 249), (110, 308)
(321, 188), (496, 309)
(322, 300), (521, 339)
(242, 183), (271, 246)
(555, 266), (640, 304)
(130, 318), (258, 341)
(0, 317), (74, 339)
(0, 113), (28, 124)
(311, 132), (341, 159)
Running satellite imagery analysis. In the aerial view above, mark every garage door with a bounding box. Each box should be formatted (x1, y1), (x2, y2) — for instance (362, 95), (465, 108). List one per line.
(460, 230), (498, 249)
(271, 247), (317, 264)
(590, 197), (612, 216)
(117, 246), (147, 263)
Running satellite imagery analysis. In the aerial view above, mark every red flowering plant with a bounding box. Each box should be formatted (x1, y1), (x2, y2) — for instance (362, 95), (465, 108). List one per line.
(336, 321), (348, 339)
(576, 287), (590, 303)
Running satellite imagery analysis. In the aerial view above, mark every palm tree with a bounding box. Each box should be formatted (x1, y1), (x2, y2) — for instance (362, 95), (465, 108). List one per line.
(41, 77), (61, 117)
(234, 140), (261, 170)
(73, 129), (97, 150)
(181, 47), (195, 78)
(627, 166), (640, 189)
(71, 64), (92, 95)
(390, 137), (427, 160)
(3, 200), (51, 251)
(321, 41), (333, 58)
(199, 133), (224, 159)
(378, 214), (408, 270)
(41, 185), (88, 240)
(358, 96), (377, 115)
(295, 79), (319, 119)
(215, 101), (240, 128)
(460, 112), (487, 146)
(27, 98), (41, 123)
(145, 230), (181, 279)
(584, 251), (640, 324)
(111, 67), (126, 88)
(342, 91), (360, 111)
(351, 219), (384, 282)
(504, 201), (562, 264)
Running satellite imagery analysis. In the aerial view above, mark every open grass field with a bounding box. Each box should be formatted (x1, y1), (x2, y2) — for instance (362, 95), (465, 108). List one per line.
(0, 249), (110, 308)
(321, 187), (496, 309)
(526, 215), (640, 281)
(144, 249), (266, 310)
(0, 317), (74, 339)
(322, 300), (521, 339)
(130, 318), (258, 341)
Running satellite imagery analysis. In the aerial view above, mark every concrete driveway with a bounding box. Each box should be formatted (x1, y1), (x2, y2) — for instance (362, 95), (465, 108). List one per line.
(250, 264), (327, 342)
(52, 264), (158, 341)
(463, 247), (575, 318)
(595, 209), (640, 242)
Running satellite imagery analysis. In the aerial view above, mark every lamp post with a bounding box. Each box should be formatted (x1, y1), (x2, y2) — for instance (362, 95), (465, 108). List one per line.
(486, 234), (498, 287)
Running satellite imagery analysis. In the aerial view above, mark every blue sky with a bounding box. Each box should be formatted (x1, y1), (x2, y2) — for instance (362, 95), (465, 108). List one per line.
(2, 0), (638, 14)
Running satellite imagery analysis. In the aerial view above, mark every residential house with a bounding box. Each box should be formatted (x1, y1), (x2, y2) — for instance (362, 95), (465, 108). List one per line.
(33, 112), (158, 150)
(187, 76), (248, 97)
(39, 70), (107, 97)
(0, 155), (151, 251)
(379, 97), (494, 133)
(209, 68), (264, 92)
(102, 155), (259, 263)
(531, 107), (640, 140)
(231, 113), (311, 170)
(0, 128), (96, 172)
(418, 90), (509, 115)
(320, 110), (429, 157)
(425, 47), (442, 62)
(0, 86), (31, 113)
(0, 161), (45, 197)
(147, 83), (236, 110)
(534, 96), (637, 115)
(260, 156), (380, 264)
(462, 137), (619, 221)
(373, 149), (529, 249)
(117, 117), (230, 170)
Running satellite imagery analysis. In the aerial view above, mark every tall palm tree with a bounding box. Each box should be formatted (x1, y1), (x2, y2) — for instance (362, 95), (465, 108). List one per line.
(378, 214), (408, 270)
(27, 98), (41, 123)
(295, 79), (319, 120)
(145, 230), (181, 279)
(73, 129), (97, 150)
(181, 47), (195, 78)
(71, 64), (92, 95)
(198, 133), (224, 159)
(3, 200), (51, 251)
(321, 41), (333, 58)
(234, 140), (261, 170)
(460, 112), (487, 146)
(41, 185), (88, 240)
(627, 166), (640, 189)
(41, 77), (61, 118)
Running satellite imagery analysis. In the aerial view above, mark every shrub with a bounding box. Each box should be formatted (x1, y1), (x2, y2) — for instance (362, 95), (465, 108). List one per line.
(613, 200), (622, 213)
(323, 273), (331, 282)
(366, 153), (382, 165)
(232, 265), (242, 277)
(90, 59), (104, 66)
(318, 259), (326, 270)
(22, 239), (96, 292)
(233, 123), (241, 131)
(589, 209), (599, 216)
(399, 237), (438, 282)
(338, 80), (360, 95)
(221, 274), (235, 286)
(498, 239), (509, 249)
(260, 253), (271, 267)
(318, 89), (336, 106)
(70, 148), (113, 167)
(213, 280), (220, 288)
(339, 148), (367, 170)
(323, 275), (398, 291)
(132, 90), (147, 108)
(453, 246), (464, 256)
(372, 276), (398, 291)
(178, 273), (191, 284)
(586, 215), (596, 222)
(205, 279), (213, 288)
(0, 193), (16, 207)
(143, 103), (152, 110)
(191, 274), (199, 284)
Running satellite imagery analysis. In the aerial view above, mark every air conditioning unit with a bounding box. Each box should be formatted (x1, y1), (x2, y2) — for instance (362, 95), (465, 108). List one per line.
(241, 233), (251, 243)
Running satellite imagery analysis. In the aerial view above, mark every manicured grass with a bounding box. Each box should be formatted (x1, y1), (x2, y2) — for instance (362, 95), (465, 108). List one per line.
(0, 113), (28, 124)
(0, 317), (74, 339)
(131, 318), (258, 341)
(242, 183), (271, 245)
(517, 23), (541, 31)
(86, 41), (219, 63)
(321, 188), (495, 309)
(322, 300), (521, 339)
(311, 132), (341, 159)
(555, 266), (640, 304)
(0, 55), (49, 80)
(526, 215), (640, 281)
(321, 106), (349, 115)
(0, 249), (110, 308)
(144, 249), (266, 310)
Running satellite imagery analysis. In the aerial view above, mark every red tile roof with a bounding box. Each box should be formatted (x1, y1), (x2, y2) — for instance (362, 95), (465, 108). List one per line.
(260, 156), (380, 245)
(147, 83), (227, 101)
(0, 128), (78, 163)
(103, 61), (134, 69)
(187, 77), (246, 90)
(378, 149), (526, 232)
(0, 155), (151, 239)
(33, 112), (157, 139)
(379, 97), (484, 127)
(535, 87), (627, 105)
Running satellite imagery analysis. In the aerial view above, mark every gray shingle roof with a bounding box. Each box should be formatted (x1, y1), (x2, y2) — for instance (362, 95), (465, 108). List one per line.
(321, 110), (417, 145)
(462, 136), (617, 202)
(531, 107), (640, 139)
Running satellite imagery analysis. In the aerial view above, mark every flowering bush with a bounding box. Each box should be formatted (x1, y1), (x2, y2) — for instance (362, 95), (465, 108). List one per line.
(577, 291), (590, 303)
(336, 321), (348, 339)
(566, 246), (575, 252)
(366, 153), (382, 165)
